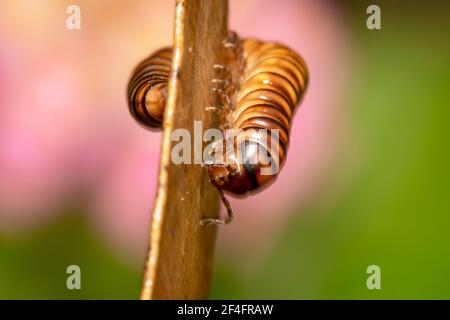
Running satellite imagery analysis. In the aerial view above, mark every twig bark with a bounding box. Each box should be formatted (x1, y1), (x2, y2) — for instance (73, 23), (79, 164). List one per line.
(140, 0), (229, 300)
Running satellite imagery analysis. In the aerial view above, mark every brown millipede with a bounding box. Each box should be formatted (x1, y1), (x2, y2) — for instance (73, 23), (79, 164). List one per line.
(127, 37), (308, 225)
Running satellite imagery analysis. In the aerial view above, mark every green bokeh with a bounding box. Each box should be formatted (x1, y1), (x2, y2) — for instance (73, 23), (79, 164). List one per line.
(0, 214), (140, 299)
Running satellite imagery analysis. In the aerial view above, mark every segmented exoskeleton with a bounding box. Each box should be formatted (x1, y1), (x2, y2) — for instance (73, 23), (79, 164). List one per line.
(127, 47), (172, 128)
(127, 37), (308, 225)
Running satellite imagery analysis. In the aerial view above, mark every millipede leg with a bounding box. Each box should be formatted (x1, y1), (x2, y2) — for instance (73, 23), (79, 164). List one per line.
(210, 87), (231, 107)
(223, 31), (245, 77)
(200, 184), (234, 226)
(223, 31), (239, 49)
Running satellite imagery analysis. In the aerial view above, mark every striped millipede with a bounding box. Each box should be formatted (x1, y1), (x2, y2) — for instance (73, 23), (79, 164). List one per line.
(127, 37), (308, 225)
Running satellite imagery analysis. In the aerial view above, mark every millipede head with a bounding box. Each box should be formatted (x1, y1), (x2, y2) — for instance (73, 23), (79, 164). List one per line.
(207, 140), (279, 195)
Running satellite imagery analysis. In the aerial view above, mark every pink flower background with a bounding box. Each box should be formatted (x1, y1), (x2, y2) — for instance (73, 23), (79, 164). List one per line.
(0, 0), (352, 264)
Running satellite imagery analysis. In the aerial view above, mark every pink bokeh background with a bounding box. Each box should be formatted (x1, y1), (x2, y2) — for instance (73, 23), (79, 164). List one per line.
(0, 0), (352, 263)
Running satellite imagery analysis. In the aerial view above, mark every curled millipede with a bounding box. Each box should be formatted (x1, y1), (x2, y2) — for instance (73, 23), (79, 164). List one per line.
(127, 47), (172, 128)
(127, 37), (308, 225)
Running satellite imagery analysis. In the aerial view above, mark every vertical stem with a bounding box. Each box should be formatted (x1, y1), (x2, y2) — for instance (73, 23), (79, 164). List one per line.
(140, 0), (229, 300)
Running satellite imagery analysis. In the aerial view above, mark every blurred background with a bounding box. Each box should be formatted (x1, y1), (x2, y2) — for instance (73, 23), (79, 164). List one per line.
(0, 0), (449, 299)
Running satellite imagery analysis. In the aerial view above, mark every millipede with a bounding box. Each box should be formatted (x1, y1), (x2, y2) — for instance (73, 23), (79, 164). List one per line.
(127, 35), (308, 225)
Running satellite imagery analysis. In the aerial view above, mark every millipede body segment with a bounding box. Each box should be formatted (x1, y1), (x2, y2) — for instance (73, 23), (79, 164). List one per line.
(127, 38), (308, 197)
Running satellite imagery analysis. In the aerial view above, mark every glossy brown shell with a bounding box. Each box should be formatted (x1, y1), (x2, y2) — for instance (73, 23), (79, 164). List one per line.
(208, 40), (308, 194)
(127, 40), (308, 194)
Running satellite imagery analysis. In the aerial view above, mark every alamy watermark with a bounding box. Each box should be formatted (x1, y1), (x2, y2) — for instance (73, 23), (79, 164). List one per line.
(66, 265), (81, 290)
(366, 265), (381, 290)
(170, 121), (281, 176)
(366, 5), (381, 30)
(66, 5), (81, 30)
